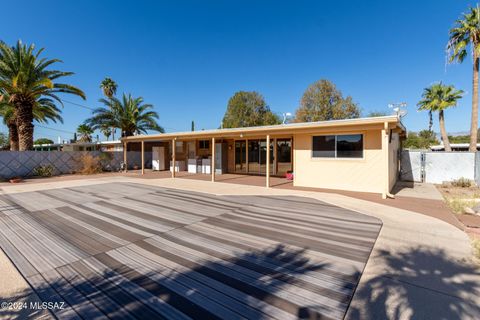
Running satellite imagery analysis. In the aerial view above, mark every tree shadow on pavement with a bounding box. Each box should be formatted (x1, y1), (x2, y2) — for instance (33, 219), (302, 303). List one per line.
(1, 243), (353, 319)
(346, 247), (480, 320)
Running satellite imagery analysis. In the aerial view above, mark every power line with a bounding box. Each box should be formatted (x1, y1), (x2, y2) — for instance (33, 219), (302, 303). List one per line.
(60, 99), (96, 111)
(35, 124), (75, 134)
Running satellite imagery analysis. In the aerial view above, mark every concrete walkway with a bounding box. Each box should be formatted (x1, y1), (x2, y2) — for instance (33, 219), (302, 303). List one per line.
(391, 181), (444, 200)
(1, 176), (479, 319)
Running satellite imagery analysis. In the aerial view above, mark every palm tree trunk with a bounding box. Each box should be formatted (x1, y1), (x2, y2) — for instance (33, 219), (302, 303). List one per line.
(16, 102), (34, 151)
(470, 52), (479, 152)
(428, 110), (433, 132)
(439, 110), (451, 152)
(7, 120), (19, 151)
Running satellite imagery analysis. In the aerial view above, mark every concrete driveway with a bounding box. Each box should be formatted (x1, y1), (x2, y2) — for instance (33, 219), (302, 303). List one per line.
(0, 176), (479, 319)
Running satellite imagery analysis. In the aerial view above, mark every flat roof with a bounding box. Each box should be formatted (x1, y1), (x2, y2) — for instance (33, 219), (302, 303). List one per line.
(430, 143), (480, 150)
(122, 115), (405, 142)
(33, 140), (122, 147)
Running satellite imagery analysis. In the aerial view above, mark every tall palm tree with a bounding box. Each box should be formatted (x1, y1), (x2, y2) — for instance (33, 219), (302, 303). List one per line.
(447, 5), (480, 151)
(86, 93), (164, 137)
(0, 91), (63, 150)
(417, 83), (463, 152)
(77, 124), (93, 143)
(0, 40), (85, 150)
(100, 77), (118, 139)
(100, 78), (117, 99)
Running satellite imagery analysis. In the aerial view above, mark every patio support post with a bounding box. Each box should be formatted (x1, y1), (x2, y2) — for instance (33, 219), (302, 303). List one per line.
(273, 138), (277, 176)
(141, 140), (145, 175)
(211, 137), (215, 182)
(123, 141), (128, 172)
(246, 138), (249, 173)
(172, 138), (176, 178)
(266, 134), (270, 188)
(382, 121), (392, 199)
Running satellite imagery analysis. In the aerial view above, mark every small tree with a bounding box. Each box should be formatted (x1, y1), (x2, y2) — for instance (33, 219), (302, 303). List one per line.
(403, 131), (439, 149)
(222, 91), (280, 128)
(295, 79), (360, 122)
(34, 138), (54, 145)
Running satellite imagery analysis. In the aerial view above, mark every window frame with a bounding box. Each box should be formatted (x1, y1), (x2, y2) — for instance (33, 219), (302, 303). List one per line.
(311, 133), (364, 160)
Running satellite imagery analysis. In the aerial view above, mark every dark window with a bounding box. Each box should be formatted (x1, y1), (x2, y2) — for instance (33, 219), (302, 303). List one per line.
(336, 134), (363, 158)
(312, 135), (335, 158)
(312, 134), (363, 158)
(276, 139), (291, 163)
(199, 140), (210, 149)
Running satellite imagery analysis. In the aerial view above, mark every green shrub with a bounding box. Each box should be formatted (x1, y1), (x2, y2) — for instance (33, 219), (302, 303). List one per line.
(33, 165), (54, 177)
(451, 177), (473, 188)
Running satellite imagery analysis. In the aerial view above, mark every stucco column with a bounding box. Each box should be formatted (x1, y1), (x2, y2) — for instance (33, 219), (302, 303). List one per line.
(382, 122), (389, 199)
(273, 138), (277, 176)
(291, 135), (295, 185)
(172, 139), (176, 178)
(211, 137), (216, 182)
(123, 141), (128, 172)
(266, 135), (270, 188)
(141, 140), (145, 175)
(246, 138), (249, 173)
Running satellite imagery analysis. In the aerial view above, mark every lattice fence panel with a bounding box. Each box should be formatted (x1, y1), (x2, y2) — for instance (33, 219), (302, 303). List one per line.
(0, 151), (150, 179)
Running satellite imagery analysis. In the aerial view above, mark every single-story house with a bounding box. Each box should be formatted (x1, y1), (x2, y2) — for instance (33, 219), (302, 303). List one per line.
(122, 115), (406, 198)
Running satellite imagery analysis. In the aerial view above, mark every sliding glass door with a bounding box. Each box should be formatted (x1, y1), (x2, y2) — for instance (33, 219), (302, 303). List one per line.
(236, 138), (290, 176)
(235, 140), (247, 173)
(276, 138), (292, 176)
(247, 139), (273, 174)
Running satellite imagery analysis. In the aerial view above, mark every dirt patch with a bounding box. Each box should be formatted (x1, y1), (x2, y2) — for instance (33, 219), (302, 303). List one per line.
(437, 184), (480, 215)
(437, 184), (480, 258)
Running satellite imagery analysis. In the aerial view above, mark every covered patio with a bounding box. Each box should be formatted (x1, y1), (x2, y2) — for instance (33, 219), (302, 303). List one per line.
(122, 133), (293, 188)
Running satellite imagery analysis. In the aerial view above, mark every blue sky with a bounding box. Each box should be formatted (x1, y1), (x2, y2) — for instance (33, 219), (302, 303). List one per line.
(0, 0), (477, 141)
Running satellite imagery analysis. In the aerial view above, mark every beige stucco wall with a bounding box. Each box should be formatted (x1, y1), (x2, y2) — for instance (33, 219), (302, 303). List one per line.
(293, 130), (385, 193)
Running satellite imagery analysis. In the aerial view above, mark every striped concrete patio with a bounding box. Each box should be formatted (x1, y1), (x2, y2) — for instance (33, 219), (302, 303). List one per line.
(0, 182), (381, 319)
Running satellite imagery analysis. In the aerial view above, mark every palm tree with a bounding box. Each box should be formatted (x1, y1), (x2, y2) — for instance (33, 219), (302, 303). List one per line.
(100, 77), (118, 140)
(0, 40), (85, 150)
(447, 5), (480, 151)
(77, 124), (93, 143)
(100, 125), (112, 141)
(0, 91), (63, 150)
(100, 78), (118, 99)
(85, 93), (164, 137)
(417, 83), (463, 152)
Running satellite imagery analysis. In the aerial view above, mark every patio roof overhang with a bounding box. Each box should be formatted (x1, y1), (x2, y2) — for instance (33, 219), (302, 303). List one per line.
(121, 115), (406, 142)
